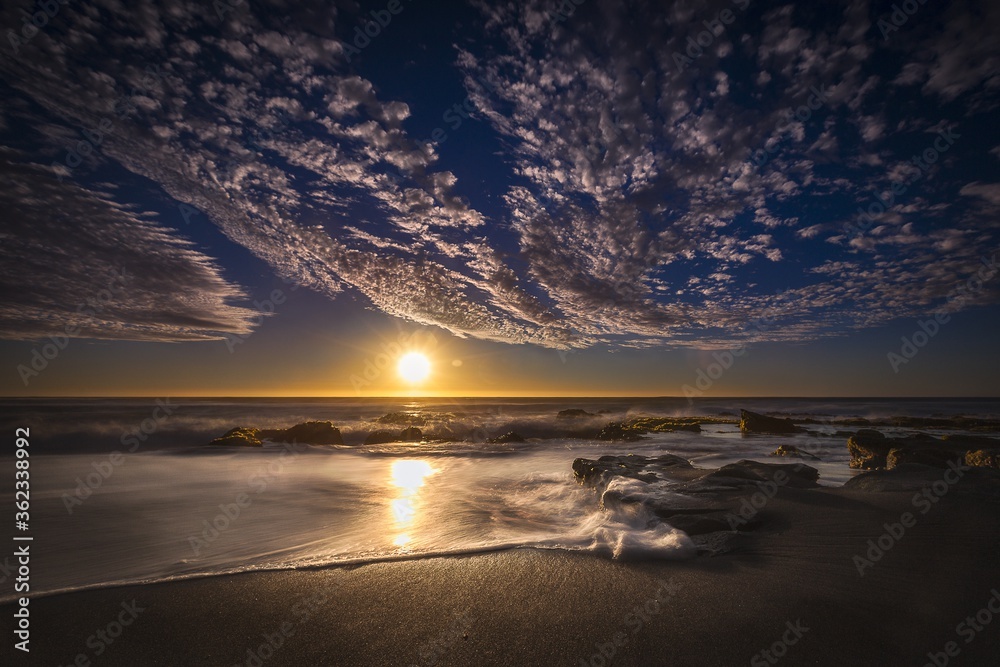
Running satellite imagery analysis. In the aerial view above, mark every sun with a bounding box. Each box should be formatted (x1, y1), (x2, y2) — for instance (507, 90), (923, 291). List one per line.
(397, 352), (431, 383)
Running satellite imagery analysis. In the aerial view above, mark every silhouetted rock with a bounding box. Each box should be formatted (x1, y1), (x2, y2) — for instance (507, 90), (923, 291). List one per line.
(739, 410), (802, 434)
(364, 430), (398, 445)
(208, 427), (263, 447)
(886, 447), (960, 469)
(770, 444), (820, 460)
(558, 409), (594, 418)
(377, 412), (427, 426)
(488, 431), (525, 444)
(399, 426), (422, 442)
(261, 421), (344, 445)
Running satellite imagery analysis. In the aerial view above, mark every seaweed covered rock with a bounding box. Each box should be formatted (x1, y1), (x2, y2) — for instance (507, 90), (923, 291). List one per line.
(739, 410), (802, 434)
(847, 429), (891, 469)
(770, 444), (820, 460)
(966, 449), (1000, 469)
(595, 422), (645, 441)
(488, 431), (525, 444)
(208, 427), (263, 447)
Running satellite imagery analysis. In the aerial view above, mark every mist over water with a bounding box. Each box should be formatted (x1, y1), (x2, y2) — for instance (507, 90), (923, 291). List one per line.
(2, 397), (997, 602)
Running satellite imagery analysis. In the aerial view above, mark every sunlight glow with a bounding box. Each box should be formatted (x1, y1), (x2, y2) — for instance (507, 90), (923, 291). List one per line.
(388, 459), (437, 551)
(397, 352), (431, 383)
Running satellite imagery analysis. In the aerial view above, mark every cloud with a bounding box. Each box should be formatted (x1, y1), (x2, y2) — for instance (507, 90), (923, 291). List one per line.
(0, 0), (998, 351)
(0, 150), (257, 341)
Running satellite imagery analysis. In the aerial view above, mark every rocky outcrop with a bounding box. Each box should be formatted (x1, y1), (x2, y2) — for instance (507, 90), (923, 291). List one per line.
(846, 429), (995, 470)
(595, 422), (645, 441)
(623, 417), (703, 433)
(739, 410), (802, 434)
(966, 449), (1000, 469)
(208, 421), (345, 447)
(770, 444), (820, 460)
(488, 431), (525, 444)
(208, 427), (263, 447)
(260, 421), (344, 445)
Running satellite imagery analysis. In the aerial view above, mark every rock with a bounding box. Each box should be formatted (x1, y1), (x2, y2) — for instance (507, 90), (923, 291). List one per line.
(488, 431), (525, 444)
(572, 454), (692, 485)
(399, 426), (422, 442)
(847, 429), (891, 469)
(261, 421), (344, 445)
(843, 464), (1000, 498)
(364, 430), (398, 445)
(966, 450), (1000, 469)
(623, 417), (703, 433)
(770, 444), (820, 460)
(595, 422), (645, 441)
(208, 427), (263, 447)
(847, 429), (976, 470)
(699, 460), (819, 489)
(377, 412), (426, 426)
(558, 408), (594, 418)
(886, 447), (961, 470)
(739, 409), (802, 434)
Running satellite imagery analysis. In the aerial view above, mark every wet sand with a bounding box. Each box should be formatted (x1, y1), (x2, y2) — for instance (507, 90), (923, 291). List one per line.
(8, 481), (1000, 666)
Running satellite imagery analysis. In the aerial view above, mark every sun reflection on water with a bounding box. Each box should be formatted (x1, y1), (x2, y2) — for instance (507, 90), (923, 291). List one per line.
(389, 459), (436, 549)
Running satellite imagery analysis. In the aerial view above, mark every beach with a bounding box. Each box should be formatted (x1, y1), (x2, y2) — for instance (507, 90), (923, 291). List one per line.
(11, 479), (1000, 666)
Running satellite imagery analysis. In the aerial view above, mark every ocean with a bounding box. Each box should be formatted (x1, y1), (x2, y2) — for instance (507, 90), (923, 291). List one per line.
(2, 397), (998, 603)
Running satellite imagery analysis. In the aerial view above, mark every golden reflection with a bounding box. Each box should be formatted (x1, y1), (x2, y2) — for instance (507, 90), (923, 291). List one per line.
(389, 459), (436, 550)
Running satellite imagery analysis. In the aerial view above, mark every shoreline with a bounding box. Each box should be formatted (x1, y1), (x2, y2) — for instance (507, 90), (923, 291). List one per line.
(9, 483), (1000, 666)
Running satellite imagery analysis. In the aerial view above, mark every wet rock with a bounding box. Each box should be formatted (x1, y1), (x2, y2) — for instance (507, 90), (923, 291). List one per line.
(886, 447), (961, 470)
(377, 412), (427, 426)
(261, 421), (344, 445)
(739, 409), (802, 434)
(558, 408), (595, 418)
(488, 431), (525, 444)
(847, 429), (891, 469)
(399, 426), (423, 442)
(208, 427), (263, 447)
(596, 422), (645, 441)
(966, 449), (1000, 469)
(572, 454), (692, 485)
(698, 460), (819, 489)
(364, 430), (399, 445)
(624, 417), (703, 433)
(770, 444), (820, 460)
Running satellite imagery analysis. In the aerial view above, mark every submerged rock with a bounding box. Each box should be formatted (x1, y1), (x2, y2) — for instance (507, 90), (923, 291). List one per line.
(377, 412), (427, 426)
(558, 408), (595, 418)
(208, 427), (263, 447)
(739, 409), (802, 434)
(770, 444), (820, 460)
(488, 431), (525, 444)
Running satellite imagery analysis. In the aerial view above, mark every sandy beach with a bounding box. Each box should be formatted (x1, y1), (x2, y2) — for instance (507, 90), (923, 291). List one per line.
(11, 476), (1000, 667)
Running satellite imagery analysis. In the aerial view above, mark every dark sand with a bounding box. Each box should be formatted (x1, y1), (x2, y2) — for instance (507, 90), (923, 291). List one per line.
(8, 485), (1000, 666)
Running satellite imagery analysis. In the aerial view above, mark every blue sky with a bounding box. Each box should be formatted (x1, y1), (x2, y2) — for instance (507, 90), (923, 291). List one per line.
(0, 0), (998, 396)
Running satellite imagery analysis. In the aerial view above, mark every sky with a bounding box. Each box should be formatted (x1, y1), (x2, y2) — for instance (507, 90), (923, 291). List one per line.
(0, 0), (999, 397)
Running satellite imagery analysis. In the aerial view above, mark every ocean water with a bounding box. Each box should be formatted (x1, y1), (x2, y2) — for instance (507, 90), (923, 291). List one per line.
(1, 397), (997, 602)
